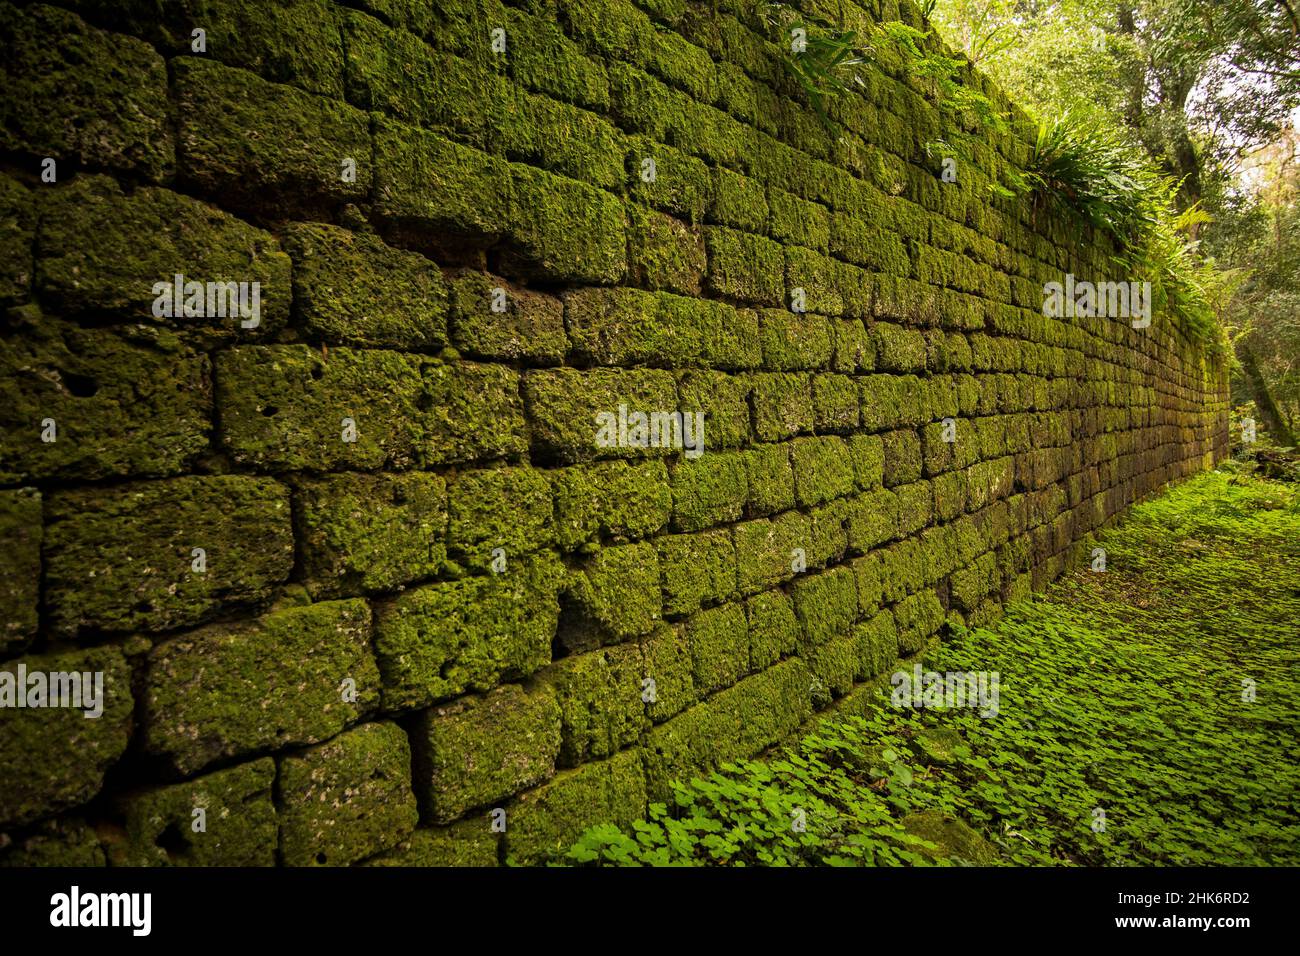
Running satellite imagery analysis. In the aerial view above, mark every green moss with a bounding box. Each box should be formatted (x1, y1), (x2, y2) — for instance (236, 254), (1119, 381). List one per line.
(894, 480), (934, 537)
(449, 271), (568, 363)
(751, 372), (813, 441)
(295, 471), (447, 599)
(565, 286), (671, 366)
(507, 7), (610, 111)
(108, 758), (277, 867)
(551, 460), (672, 551)
(43, 476), (292, 637)
(567, 542), (662, 641)
(413, 682), (562, 823)
(365, 816), (499, 867)
(173, 57), (369, 215)
(846, 488), (899, 553)
(521, 367), (678, 463)
(743, 442), (795, 516)
(422, 361), (529, 464)
(505, 91), (627, 189)
(758, 308), (832, 371)
(143, 599), (379, 775)
(373, 553), (563, 710)
(704, 227), (785, 305)
(543, 643), (647, 766)
(0, 646), (132, 828)
(447, 467), (552, 571)
(802, 630), (858, 698)
(871, 322), (929, 373)
(670, 452), (748, 531)
(791, 565), (858, 646)
(658, 528), (738, 616)
(0, 488), (39, 655)
(0, 173), (34, 305)
(628, 138), (712, 223)
(812, 373), (861, 433)
(829, 214), (909, 273)
(708, 167), (769, 232)
(881, 429), (923, 487)
(557, 0), (655, 62)
(507, 748), (647, 865)
(687, 602), (750, 694)
(847, 433), (885, 490)
(784, 247), (844, 316)
(769, 191), (831, 252)
(746, 589), (799, 670)
(280, 721), (419, 866)
(807, 497), (852, 568)
(283, 222), (448, 349)
(36, 176), (291, 336)
(0, 2), (172, 180)
(733, 511), (808, 594)
(831, 319), (875, 373)
(657, 294), (762, 370)
(902, 809), (998, 864)
(676, 370), (752, 447)
(878, 539), (928, 604)
(628, 205), (707, 295)
(789, 436), (855, 507)
(0, 817), (105, 867)
(639, 623), (697, 722)
(855, 609), (898, 679)
(503, 163), (627, 284)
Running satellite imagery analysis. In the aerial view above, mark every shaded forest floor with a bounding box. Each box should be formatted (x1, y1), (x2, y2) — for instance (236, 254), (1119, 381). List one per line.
(553, 461), (1300, 866)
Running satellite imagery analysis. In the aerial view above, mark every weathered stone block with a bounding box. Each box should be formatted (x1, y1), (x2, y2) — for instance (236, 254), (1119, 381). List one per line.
(0, 488), (41, 654)
(551, 460), (671, 551)
(450, 271), (567, 364)
(687, 602), (750, 694)
(521, 367), (678, 463)
(542, 643), (647, 767)
(447, 467), (552, 571)
(789, 435), (855, 507)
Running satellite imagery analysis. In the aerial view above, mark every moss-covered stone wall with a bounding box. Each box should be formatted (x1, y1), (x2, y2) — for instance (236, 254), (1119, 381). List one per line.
(0, 0), (1228, 866)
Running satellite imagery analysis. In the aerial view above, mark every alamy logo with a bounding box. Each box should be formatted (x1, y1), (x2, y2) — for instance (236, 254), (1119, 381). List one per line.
(1042, 274), (1151, 328)
(0, 665), (103, 718)
(595, 404), (705, 459)
(890, 663), (1000, 718)
(151, 274), (261, 328)
(50, 886), (151, 936)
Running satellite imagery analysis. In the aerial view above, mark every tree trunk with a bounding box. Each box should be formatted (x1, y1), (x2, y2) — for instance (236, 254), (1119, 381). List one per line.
(1239, 341), (1297, 445)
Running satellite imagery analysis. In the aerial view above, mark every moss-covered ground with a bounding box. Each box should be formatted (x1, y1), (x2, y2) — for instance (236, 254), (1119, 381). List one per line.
(551, 464), (1300, 866)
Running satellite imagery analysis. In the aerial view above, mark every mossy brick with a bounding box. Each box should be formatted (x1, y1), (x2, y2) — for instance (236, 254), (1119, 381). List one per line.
(412, 682), (562, 823)
(847, 433), (885, 490)
(669, 452), (747, 531)
(933, 469), (968, 521)
(565, 286), (672, 366)
(143, 599), (379, 775)
(173, 58), (369, 216)
(758, 309), (832, 371)
(0, 646), (131, 828)
(709, 167), (769, 232)
(878, 539), (927, 603)
(812, 374), (861, 433)
(695, 602), (758, 703)
(36, 176), (290, 335)
(832, 319), (876, 373)
(807, 497), (852, 568)
(0, 3), (172, 180)
(365, 816), (498, 867)
(507, 747), (647, 864)
(791, 565), (858, 646)
(447, 467), (552, 571)
(704, 227), (785, 305)
(521, 367), (678, 463)
(743, 442), (795, 516)
(852, 554), (884, 617)
(647, 23), (717, 100)
(628, 205), (707, 295)
(43, 476), (292, 637)
(373, 553), (563, 710)
(676, 370), (751, 448)
(642, 658), (812, 802)
(628, 139), (712, 224)
(657, 294), (762, 370)
(0, 817), (105, 867)
(894, 591), (945, 653)
(551, 460), (671, 550)
(608, 62), (679, 139)
(829, 215), (909, 273)
(421, 361), (529, 464)
(786, 246), (844, 316)
(95, 0), (346, 97)
(846, 488), (899, 553)
(557, 0), (655, 61)
(802, 630), (857, 698)
(895, 480), (933, 537)
(107, 758), (276, 867)
(881, 429), (923, 487)
(746, 589), (798, 670)
(279, 721), (419, 867)
(0, 488), (40, 655)
(951, 552), (998, 613)
(769, 191), (831, 252)
(505, 92), (627, 190)
(751, 373), (814, 441)
(733, 511), (808, 595)
(216, 346), (427, 471)
(344, 13), (510, 148)
(566, 541), (662, 642)
(543, 642), (647, 767)
(283, 222), (448, 350)
(658, 528), (738, 617)
(502, 164), (627, 284)
(507, 7), (610, 111)
(789, 436), (855, 507)
(0, 173), (34, 305)
(872, 322), (929, 372)
(374, 117), (513, 245)
(855, 610), (898, 680)
(639, 623), (696, 722)
(295, 471), (447, 599)
(450, 271), (567, 364)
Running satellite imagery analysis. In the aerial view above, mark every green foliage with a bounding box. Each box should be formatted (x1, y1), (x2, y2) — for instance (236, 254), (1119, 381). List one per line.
(555, 469), (1300, 866)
